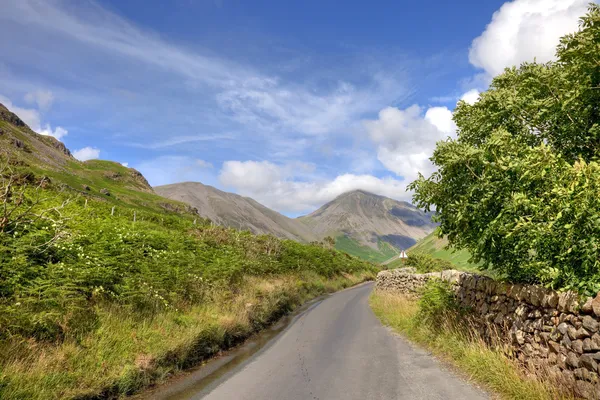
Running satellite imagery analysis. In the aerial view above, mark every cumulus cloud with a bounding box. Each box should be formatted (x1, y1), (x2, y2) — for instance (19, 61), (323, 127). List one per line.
(73, 147), (100, 161)
(0, 93), (68, 140)
(363, 105), (455, 183)
(469, 0), (588, 77)
(219, 160), (410, 213)
(24, 89), (55, 110)
(460, 89), (480, 105)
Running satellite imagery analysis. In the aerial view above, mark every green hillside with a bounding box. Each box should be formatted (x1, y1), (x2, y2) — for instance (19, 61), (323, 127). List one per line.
(335, 235), (398, 263)
(387, 231), (480, 272)
(0, 105), (377, 400)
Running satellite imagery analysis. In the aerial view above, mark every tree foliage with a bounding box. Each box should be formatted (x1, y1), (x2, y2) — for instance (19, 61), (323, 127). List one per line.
(410, 5), (600, 294)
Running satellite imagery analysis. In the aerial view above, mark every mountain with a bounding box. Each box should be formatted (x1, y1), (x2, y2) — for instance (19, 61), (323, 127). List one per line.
(0, 102), (193, 215)
(154, 182), (317, 242)
(298, 190), (437, 262)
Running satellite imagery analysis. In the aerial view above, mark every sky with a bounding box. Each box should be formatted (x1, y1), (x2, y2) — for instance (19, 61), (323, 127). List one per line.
(0, 0), (593, 216)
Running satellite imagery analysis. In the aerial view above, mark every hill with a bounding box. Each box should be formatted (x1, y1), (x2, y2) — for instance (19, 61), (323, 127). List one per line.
(0, 103), (193, 215)
(0, 102), (376, 400)
(298, 190), (437, 262)
(154, 182), (317, 242)
(385, 231), (480, 271)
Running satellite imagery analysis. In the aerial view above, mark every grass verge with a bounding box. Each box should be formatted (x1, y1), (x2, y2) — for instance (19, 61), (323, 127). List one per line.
(369, 290), (575, 400)
(0, 270), (374, 400)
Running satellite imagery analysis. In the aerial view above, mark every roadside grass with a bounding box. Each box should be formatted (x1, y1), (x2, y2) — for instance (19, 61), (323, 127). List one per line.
(0, 271), (374, 400)
(369, 290), (575, 400)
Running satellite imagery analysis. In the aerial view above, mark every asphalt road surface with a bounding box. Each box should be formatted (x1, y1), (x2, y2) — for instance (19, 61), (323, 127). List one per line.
(157, 282), (488, 400)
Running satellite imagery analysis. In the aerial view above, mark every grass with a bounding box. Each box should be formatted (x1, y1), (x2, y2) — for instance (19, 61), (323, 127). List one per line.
(1, 271), (374, 400)
(369, 290), (574, 400)
(335, 235), (398, 263)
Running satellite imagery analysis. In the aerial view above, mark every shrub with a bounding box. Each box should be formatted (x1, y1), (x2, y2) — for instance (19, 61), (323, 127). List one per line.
(418, 279), (462, 324)
(405, 252), (454, 273)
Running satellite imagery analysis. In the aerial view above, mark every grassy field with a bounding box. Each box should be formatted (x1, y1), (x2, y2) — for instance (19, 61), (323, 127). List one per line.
(386, 231), (480, 272)
(370, 289), (574, 400)
(335, 235), (398, 263)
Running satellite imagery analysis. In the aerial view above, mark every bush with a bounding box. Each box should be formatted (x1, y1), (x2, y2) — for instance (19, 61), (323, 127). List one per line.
(418, 279), (462, 324)
(405, 252), (454, 273)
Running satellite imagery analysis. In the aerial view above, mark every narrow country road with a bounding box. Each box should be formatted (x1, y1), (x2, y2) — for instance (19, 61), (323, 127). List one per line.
(151, 282), (488, 400)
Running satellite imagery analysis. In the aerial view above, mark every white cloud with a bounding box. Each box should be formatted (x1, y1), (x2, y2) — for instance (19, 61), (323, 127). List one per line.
(460, 89), (480, 105)
(0, 94), (68, 140)
(24, 89), (54, 110)
(469, 0), (588, 77)
(219, 160), (410, 213)
(73, 147), (100, 161)
(0, 1), (408, 139)
(121, 162), (129, 167)
(363, 105), (455, 183)
(196, 159), (214, 169)
(38, 125), (68, 140)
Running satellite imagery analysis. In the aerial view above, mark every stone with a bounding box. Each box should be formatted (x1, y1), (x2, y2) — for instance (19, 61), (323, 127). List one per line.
(567, 351), (581, 368)
(591, 334), (600, 351)
(583, 316), (600, 333)
(567, 325), (577, 340)
(549, 327), (562, 341)
(592, 293), (600, 317)
(548, 341), (561, 353)
(544, 291), (559, 308)
(574, 340), (584, 354)
(562, 334), (572, 348)
(100, 188), (110, 196)
(582, 297), (594, 314)
(513, 330), (526, 345)
(584, 338), (593, 352)
(576, 328), (592, 340)
(581, 354), (598, 372)
(529, 286), (544, 307)
(82, 184), (91, 191)
(558, 322), (569, 335)
(558, 292), (579, 313)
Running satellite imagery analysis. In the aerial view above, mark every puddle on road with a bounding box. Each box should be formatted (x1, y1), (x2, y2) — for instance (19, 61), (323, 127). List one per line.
(140, 295), (326, 400)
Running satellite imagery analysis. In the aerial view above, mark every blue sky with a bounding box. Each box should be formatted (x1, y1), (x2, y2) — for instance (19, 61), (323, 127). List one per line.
(0, 0), (591, 215)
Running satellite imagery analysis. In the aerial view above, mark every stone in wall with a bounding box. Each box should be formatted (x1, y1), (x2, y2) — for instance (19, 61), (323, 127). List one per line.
(375, 268), (600, 400)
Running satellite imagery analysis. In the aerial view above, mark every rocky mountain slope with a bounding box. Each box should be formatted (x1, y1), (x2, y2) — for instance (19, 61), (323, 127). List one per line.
(298, 190), (437, 260)
(154, 182), (317, 242)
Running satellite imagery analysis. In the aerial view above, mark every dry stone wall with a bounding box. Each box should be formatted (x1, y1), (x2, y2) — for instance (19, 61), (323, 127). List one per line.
(376, 268), (600, 399)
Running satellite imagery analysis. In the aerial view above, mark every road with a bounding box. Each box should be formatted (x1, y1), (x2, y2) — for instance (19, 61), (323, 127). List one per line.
(152, 282), (488, 400)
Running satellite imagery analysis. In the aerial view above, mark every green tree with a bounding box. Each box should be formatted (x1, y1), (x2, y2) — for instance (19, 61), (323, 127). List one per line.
(409, 5), (600, 294)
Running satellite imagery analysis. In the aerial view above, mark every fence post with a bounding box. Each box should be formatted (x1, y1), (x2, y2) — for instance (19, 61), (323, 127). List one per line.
(133, 211), (136, 222)
(111, 206), (115, 216)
